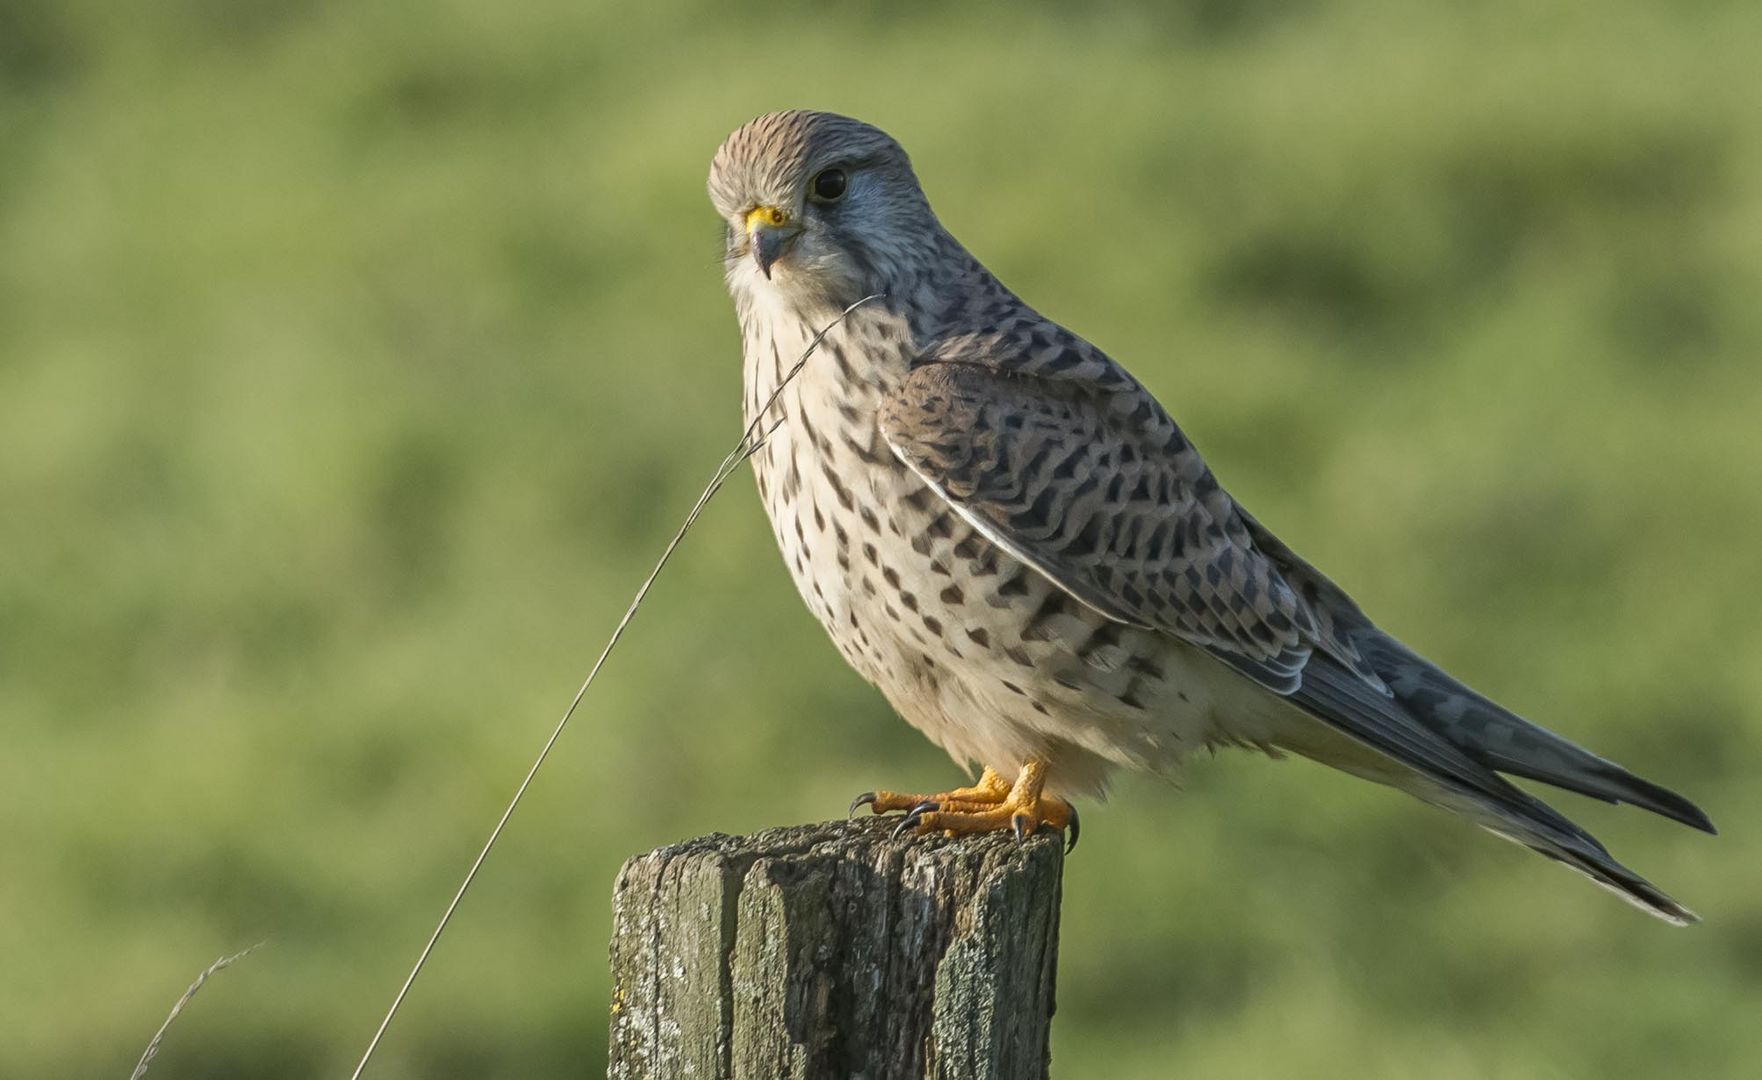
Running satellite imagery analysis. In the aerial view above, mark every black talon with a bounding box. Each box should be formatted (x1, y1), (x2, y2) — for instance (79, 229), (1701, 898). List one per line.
(892, 801), (938, 840)
(1065, 805), (1080, 853)
(1011, 814), (1032, 843)
(848, 792), (877, 819)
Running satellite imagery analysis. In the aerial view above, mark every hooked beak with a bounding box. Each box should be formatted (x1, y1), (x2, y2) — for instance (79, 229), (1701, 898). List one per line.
(745, 205), (801, 279)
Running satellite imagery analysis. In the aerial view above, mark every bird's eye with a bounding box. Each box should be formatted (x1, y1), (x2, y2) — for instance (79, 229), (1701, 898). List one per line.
(810, 168), (848, 202)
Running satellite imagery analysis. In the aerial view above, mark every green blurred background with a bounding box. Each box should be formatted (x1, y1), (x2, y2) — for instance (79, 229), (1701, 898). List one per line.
(2, 1), (1758, 1076)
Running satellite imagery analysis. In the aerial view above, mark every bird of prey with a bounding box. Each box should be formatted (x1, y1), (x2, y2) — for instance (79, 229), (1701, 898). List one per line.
(707, 110), (1713, 923)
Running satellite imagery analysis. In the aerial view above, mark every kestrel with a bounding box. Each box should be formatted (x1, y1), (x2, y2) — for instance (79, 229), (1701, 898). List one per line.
(707, 110), (1713, 923)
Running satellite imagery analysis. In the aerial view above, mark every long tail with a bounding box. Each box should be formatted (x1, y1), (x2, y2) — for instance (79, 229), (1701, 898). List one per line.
(1359, 632), (1715, 834)
(1509, 832), (1699, 926)
(1284, 652), (1709, 925)
(1418, 776), (1700, 926)
(1236, 510), (1712, 920)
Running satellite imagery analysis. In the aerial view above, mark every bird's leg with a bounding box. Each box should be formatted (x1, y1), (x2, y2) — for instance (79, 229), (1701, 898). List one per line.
(862, 761), (1078, 850)
(850, 767), (1012, 817)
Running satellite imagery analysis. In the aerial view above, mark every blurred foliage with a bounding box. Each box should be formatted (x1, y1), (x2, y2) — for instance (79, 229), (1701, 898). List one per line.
(1, 0), (1758, 1076)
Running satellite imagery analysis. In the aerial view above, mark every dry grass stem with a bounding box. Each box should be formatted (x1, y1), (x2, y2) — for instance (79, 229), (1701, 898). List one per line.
(346, 294), (878, 1078)
(130, 943), (263, 1080)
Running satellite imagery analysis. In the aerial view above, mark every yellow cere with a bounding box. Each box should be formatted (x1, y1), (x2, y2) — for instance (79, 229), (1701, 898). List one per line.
(745, 204), (789, 232)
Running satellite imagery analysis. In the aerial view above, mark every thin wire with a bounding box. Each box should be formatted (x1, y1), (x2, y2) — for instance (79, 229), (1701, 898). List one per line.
(348, 294), (879, 1079)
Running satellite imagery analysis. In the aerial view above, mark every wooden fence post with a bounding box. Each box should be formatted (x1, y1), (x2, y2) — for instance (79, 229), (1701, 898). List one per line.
(608, 819), (1065, 1080)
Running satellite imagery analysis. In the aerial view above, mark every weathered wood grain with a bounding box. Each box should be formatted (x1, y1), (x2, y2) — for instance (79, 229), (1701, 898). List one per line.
(608, 819), (1064, 1080)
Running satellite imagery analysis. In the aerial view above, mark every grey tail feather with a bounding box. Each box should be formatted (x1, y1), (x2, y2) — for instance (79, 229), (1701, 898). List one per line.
(1284, 656), (1700, 925)
(1496, 827), (1699, 926)
(1483, 746), (1715, 834)
(1232, 508), (1714, 834)
(1359, 634), (1716, 835)
(1290, 657), (1608, 852)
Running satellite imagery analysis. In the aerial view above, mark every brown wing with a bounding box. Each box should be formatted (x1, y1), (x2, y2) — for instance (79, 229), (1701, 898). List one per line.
(877, 360), (1381, 694)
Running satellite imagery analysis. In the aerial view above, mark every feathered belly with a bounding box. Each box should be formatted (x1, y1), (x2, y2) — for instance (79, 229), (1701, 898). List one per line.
(751, 384), (1238, 796)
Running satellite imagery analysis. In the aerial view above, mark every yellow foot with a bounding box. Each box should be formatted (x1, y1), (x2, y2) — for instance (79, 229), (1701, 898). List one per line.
(849, 766), (1011, 817)
(850, 762), (1079, 851)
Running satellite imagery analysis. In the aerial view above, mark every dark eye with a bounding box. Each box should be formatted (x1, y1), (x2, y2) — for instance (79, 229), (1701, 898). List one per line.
(810, 168), (848, 202)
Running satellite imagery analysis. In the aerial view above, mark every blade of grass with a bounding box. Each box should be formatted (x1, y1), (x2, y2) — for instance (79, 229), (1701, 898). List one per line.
(348, 293), (879, 1078)
(130, 943), (263, 1079)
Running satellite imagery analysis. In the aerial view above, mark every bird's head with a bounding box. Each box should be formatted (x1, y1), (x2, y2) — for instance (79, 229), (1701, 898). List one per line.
(708, 110), (936, 309)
